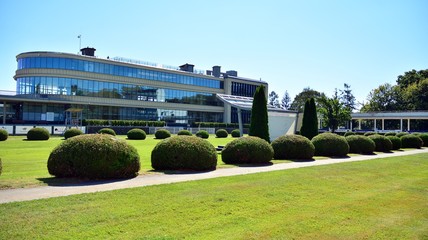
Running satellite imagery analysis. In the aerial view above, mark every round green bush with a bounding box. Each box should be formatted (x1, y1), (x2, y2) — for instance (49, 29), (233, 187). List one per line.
(387, 136), (401, 150)
(384, 132), (397, 136)
(231, 129), (241, 138)
(27, 127), (50, 140)
(345, 135), (376, 154)
(400, 135), (423, 149)
(177, 130), (192, 136)
(195, 130), (209, 139)
(311, 133), (349, 157)
(151, 136), (217, 171)
(363, 131), (376, 136)
(127, 128), (146, 140)
(222, 136), (273, 164)
(344, 132), (356, 137)
(48, 134), (140, 179)
(98, 128), (116, 136)
(368, 135), (393, 152)
(271, 134), (315, 160)
(0, 129), (8, 141)
(64, 128), (83, 139)
(418, 133), (428, 147)
(216, 129), (228, 138)
(396, 132), (409, 137)
(155, 129), (171, 139)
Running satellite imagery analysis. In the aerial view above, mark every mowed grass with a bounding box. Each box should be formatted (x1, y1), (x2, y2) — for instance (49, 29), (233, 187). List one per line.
(0, 153), (427, 239)
(0, 135), (238, 189)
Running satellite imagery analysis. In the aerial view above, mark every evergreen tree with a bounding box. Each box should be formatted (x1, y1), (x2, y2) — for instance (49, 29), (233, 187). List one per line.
(249, 85), (270, 142)
(300, 98), (318, 139)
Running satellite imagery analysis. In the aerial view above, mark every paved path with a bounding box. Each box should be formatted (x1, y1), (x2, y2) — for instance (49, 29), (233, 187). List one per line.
(1, 148), (427, 204)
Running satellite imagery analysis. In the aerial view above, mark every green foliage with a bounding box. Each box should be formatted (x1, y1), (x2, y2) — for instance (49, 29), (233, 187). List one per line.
(98, 128), (116, 136)
(387, 136), (401, 150)
(151, 136), (217, 171)
(311, 133), (349, 157)
(400, 135), (423, 149)
(290, 87), (324, 111)
(48, 134), (140, 179)
(271, 134), (315, 160)
(368, 135), (393, 152)
(364, 131), (377, 136)
(0, 129), (8, 141)
(345, 135), (376, 154)
(215, 129), (228, 138)
(177, 130), (192, 136)
(63, 128), (83, 139)
(193, 122), (250, 129)
(84, 119), (165, 127)
(222, 136), (273, 164)
(249, 85), (270, 142)
(195, 130), (209, 139)
(27, 127), (50, 140)
(300, 98), (318, 139)
(344, 132), (356, 137)
(0, 158), (2, 176)
(231, 129), (241, 138)
(396, 132), (409, 137)
(418, 133), (428, 147)
(127, 128), (146, 140)
(384, 132), (397, 136)
(318, 90), (351, 133)
(155, 129), (171, 139)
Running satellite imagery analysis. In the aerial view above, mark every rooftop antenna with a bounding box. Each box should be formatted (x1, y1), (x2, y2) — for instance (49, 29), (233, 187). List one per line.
(77, 35), (82, 54)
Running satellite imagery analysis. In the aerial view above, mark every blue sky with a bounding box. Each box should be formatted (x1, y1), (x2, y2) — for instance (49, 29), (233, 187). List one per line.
(0, 0), (427, 108)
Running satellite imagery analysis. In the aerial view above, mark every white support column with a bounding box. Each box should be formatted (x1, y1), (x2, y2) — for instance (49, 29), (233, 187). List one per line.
(374, 119), (376, 131)
(382, 119), (384, 131)
(407, 119), (410, 131)
(400, 119), (403, 132)
(350, 121), (353, 131)
(358, 119), (361, 130)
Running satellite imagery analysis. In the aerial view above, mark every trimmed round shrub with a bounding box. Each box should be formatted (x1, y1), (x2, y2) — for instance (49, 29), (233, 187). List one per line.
(98, 128), (116, 136)
(222, 136), (273, 164)
(177, 130), (192, 136)
(384, 132), (397, 136)
(195, 130), (209, 139)
(368, 135), (393, 152)
(311, 133), (349, 157)
(271, 134), (315, 160)
(387, 136), (401, 150)
(396, 132), (409, 137)
(345, 135), (376, 154)
(155, 129), (171, 139)
(344, 132), (356, 137)
(64, 128), (83, 139)
(364, 131), (376, 136)
(400, 134), (423, 149)
(231, 129), (241, 138)
(418, 133), (428, 147)
(48, 134), (140, 179)
(216, 129), (228, 138)
(127, 128), (146, 140)
(0, 129), (8, 141)
(27, 127), (50, 140)
(151, 136), (217, 171)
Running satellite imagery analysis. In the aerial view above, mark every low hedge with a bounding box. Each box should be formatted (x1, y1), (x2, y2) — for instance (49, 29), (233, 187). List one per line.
(195, 130), (209, 139)
(0, 129), (8, 141)
(216, 129), (228, 138)
(271, 134), (315, 160)
(368, 135), (393, 152)
(363, 132), (377, 136)
(384, 132), (397, 136)
(344, 132), (356, 137)
(345, 135), (376, 154)
(231, 129), (241, 138)
(151, 136), (217, 171)
(396, 132), (409, 137)
(311, 133), (349, 157)
(155, 129), (171, 139)
(400, 135), (423, 149)
(98, 128), (116, 136)
(48, 134), (140, 179)
(64, 128), (83, 139)
(222, 136), (273, 164)
(27, 127), (50, 140)
(387, 136), (401, 150)
(418, 133), (428, 147)
(177, 130), (192, 136)
(127, 128), (147, 140)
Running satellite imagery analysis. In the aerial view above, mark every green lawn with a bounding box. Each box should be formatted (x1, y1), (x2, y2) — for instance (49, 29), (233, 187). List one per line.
(0, 153), (427, 239)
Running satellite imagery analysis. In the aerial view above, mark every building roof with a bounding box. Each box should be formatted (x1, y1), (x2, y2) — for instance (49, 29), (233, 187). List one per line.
(216, 94), (296, 112)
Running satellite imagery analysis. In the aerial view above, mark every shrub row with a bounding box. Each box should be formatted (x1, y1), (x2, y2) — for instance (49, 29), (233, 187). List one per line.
(84, 119), (165, 127)
(193, 122), (250, 128)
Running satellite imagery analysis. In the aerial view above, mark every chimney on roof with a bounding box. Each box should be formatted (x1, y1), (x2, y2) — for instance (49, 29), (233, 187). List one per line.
(212, 65), (221, 77)
(179, 63), (195, 73)
(226, 70), (237, 77)
(80, 47), (96, 56)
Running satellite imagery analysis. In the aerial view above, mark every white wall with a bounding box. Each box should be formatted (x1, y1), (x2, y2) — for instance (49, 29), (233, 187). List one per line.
(268, 111), (297, 141)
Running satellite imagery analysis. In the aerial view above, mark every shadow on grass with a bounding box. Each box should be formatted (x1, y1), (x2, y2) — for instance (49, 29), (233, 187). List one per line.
(37, 176), (135, 187)
(148, 168), (216, 175)
(226, 162), (274, 168)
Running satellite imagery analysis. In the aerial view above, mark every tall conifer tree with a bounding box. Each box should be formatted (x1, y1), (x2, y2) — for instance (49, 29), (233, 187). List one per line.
(300, 97), (318, 139)
(249, 85), (270, 142)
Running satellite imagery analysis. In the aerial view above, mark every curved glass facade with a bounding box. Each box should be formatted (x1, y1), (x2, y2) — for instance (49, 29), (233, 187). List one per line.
(17, 57), (223, 89)
(16, 77), (222, 107)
